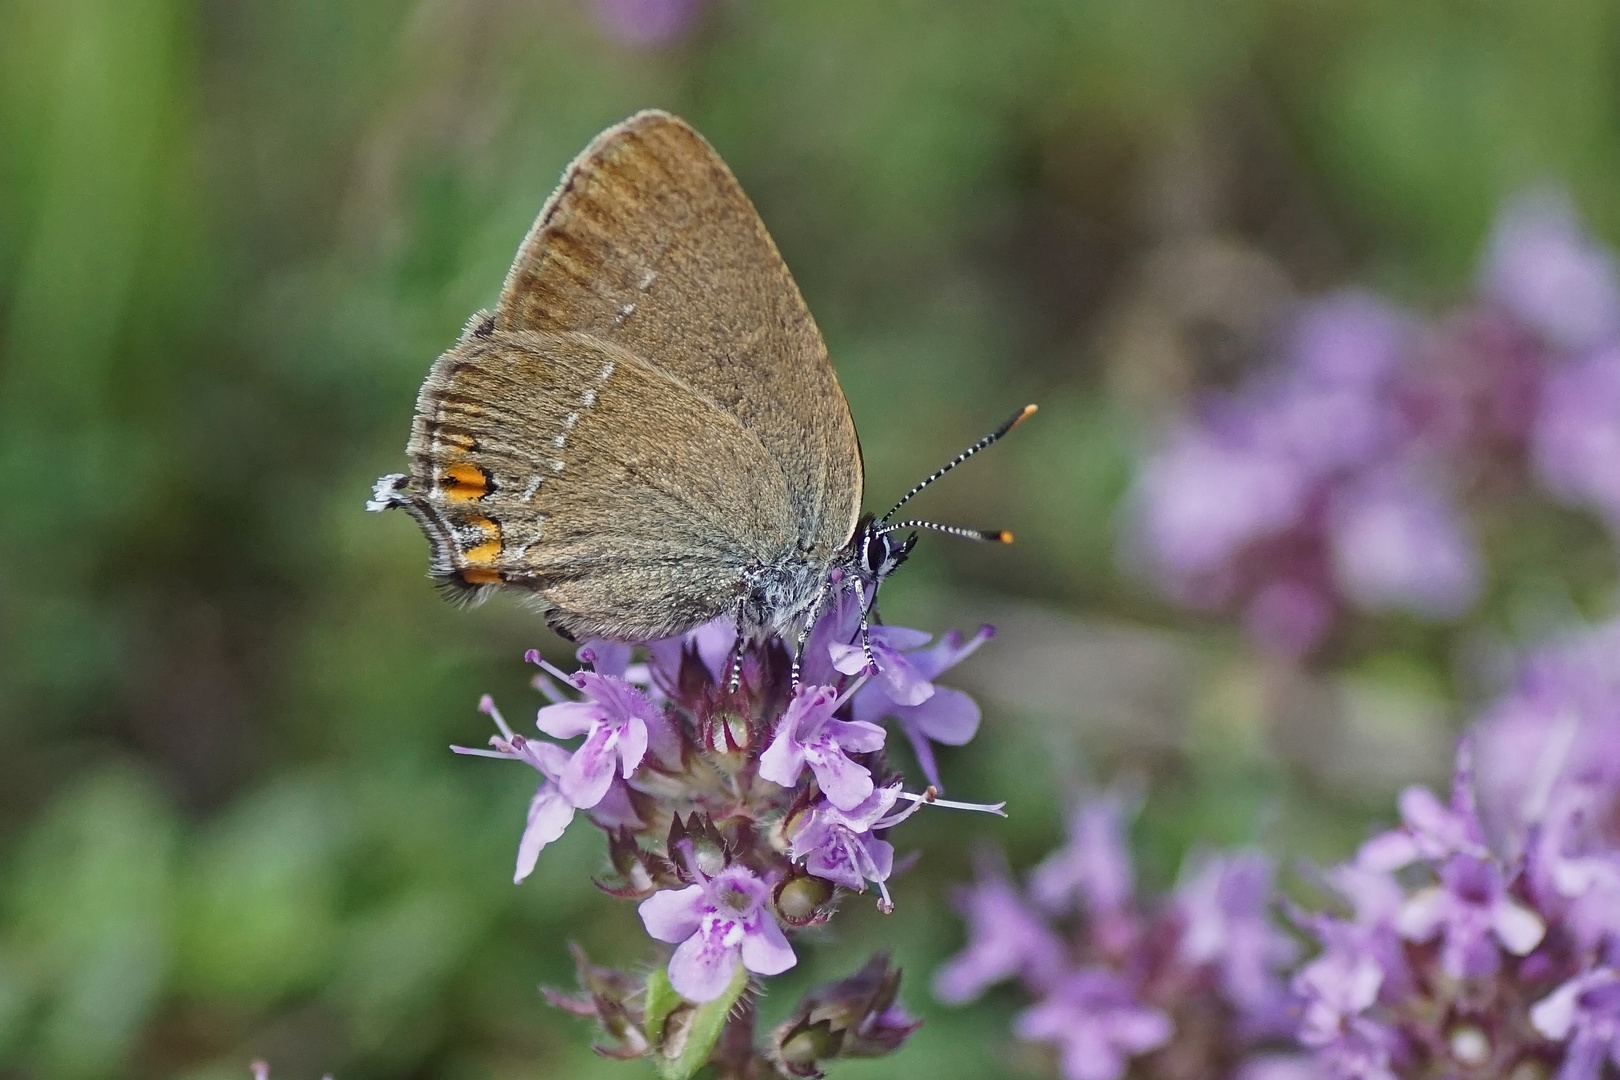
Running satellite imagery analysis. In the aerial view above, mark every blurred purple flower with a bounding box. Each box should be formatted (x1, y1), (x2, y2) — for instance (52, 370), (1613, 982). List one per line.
(1292, 919), (1386, 1050)
(1176, 850), (1299, 1015)
(1473, 619), (1620, 847)
(1357, 744), (1492, 871)
(1030, 794), (1136, 917)
(1288, 291), (1412, 389)
(1482, 187), (1620, 353)
(1394, 853), (1544, 978)
(1132, 426), (1307, 595)
(934, 856), (1068, 1003)
(639, 864), (797, 1002)
(590, 0), (702, 48)
(1126, 285), (1498, 652)
(940, 794), (1305, 1078)
(1243, 579), (1335, 659)
(759, 683), (885, 810)
(1532, 968), (1620, 1080)
(1534, 345), (1620, 528)
(849, 625), (992, 790)
(1326, 471), (1480, 618)
(1012, 969), (1172, 1080)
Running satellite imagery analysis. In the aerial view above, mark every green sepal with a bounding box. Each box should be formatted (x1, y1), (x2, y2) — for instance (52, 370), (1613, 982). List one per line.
(645, 962), (749, 1080)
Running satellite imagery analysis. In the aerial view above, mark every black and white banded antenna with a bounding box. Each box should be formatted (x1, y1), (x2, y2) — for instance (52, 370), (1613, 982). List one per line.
(875, 404), (1036, 542)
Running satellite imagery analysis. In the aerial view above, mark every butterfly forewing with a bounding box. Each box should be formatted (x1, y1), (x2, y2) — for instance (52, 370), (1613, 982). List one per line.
(495, 110), (863, 555)
(389, 111), (862, 641)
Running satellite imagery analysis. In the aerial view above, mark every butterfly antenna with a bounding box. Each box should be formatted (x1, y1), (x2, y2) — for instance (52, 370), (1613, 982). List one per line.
(880, 404), (1037, 523)
(877, 520), (1014, 543)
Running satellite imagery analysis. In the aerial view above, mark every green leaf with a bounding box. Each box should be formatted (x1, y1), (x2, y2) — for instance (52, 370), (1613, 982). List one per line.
(645, 963), (749, 1080)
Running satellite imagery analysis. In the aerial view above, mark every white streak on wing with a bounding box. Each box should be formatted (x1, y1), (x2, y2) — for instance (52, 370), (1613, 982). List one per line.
(613, 302), (636, 326)
(520, 476), (543, 501)
(638, 269), (657, 291)
(542, 362), (613, 481)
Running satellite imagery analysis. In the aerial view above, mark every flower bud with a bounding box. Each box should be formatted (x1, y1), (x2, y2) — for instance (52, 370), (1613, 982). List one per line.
(769, 952), (920, 1076)
(778, 1020), (840, 1073)
(776, 874), (835, 925)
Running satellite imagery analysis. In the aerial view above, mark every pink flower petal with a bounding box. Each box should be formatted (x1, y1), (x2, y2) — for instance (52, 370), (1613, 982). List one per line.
(638, 885), (707, 943)
(757, 730), (806, 788)
(805, 747), (875, 810)
(740, 915), (796, 976)
(619, 716), (648, 778)
(1491, 899), (1546, 955)
(560, 724), (619, 808)
(825, 718), (886, 753)
(515, 785), (575, 883)
(668, 925), (741, 1002)
(536, 700), (601, 739)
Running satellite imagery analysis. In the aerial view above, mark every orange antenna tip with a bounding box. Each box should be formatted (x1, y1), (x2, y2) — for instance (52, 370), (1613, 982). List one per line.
(995, 530), (1015, 544)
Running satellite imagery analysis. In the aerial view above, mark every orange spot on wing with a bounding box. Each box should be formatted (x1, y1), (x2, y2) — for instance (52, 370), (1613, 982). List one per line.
(460, 567), (503, 586)
(463, 516), (502, 564)
(440, 462), (490, 502)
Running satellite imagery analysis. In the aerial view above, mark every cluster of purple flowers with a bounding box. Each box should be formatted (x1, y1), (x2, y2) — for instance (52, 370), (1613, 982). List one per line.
(1130, 189), (1620, 657)
(941, 617), (1620, 1080)
(934, 792), (1311, 1080)
(1291, 714), (1620, 1080)
(457, 589), (1001, 1074)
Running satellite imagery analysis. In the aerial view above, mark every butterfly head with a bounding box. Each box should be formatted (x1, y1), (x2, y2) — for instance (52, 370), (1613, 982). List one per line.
(853, 514), (917, 593)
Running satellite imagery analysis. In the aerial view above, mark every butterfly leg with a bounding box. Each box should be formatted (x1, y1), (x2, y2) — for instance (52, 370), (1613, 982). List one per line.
(726, 598), (748, 694)
(790, 576), (834, 689)
(850, 577), (877, 674)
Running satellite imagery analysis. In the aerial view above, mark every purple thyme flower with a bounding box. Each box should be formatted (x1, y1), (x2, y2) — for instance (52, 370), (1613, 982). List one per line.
(530, 650), (661, 809)
(463, 596), (1004, 1070)
(1325, 470), (1480, 618)
(1131, 423), (1309, 596)
(934, 855), (1068, 1003)
(1176, 850), (1298, 1017)
(1473, 618), (1620, 851)
(1293, 918), (1386, 1049)
(1534, 345), (1620, 530)
(1532, 968), (1620, 1080)
(452, 696), (578, 882)
(645, 617), (737, 689)
(832, 625), (937, 706)
(1357, 742), (1493, 871)
(1029, 792), (1136, 918)
(1395, 853), (1545, 978)
(638, 863), (797, 1002)
(846, 625), (993, 790)
(788, 782), (918, 912)
(942, 791), (1309, 1079)
(1481, 187), (1620, 353)
(1012, 969), (1172, 1080)
(758, 683), (885, 810)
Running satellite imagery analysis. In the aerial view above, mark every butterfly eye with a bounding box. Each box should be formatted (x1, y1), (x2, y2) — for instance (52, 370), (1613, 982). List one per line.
(863, 531), (893, 577)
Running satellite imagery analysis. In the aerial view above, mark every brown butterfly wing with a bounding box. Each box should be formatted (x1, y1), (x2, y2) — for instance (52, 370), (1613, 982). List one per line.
(394, 327), (797, 642)
(494, 110), (864, 559)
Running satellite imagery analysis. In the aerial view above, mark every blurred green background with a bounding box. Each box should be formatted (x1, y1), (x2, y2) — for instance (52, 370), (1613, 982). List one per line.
(2, 0), (1616, 1076)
